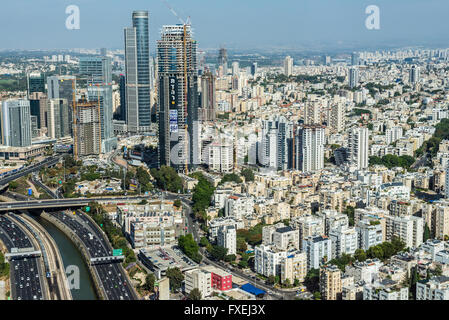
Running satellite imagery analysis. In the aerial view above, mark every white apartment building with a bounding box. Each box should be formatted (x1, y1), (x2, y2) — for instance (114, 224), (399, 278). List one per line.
(262, 223), (300, 251)
(217, 225), (237, 255)
(206, 137), (233, 173)
(386, 215), (423, 249)
(280, 251), (307, 284)
(386, 126), (403, 145)
(284, 56), (293, 76)
(225, 194), (254, 220)
(345, 259), (383, 284)
(296, 125), (325, 172)
(302, 235), (332, 270)
(291, 215), (325, 247)
(363, 282), (409, 300)
(329, 226), (358, 259)
(208, 217), (242, 242)
(184, 268), (212, 298)
(254, 244), (287, 277)
(416, 276), (449, 300)
(348, 127), (369, 170)
(356, 219), (383, 250)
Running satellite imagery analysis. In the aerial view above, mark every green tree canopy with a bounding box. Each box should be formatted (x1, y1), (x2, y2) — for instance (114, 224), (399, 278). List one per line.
(166, 267), (184, 292)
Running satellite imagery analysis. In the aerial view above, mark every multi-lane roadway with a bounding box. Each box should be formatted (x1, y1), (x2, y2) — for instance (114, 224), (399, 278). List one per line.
(0, 215), (47, 300)
(47, 210), (137, 300)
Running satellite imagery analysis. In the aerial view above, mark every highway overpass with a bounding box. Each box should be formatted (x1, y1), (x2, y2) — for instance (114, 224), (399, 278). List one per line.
(0, 156), (61, 186)
(0, 195), (151, 212)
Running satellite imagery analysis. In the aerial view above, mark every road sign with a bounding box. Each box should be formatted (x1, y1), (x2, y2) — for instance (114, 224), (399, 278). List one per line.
(85, 206), (90, 212)
(113, 249), (123, 256)
(28, 188), (32, 196)
(59, 180), (62, 184)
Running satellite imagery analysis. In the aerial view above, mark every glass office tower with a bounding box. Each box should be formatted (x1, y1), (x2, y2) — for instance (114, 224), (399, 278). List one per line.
(124, 10), (151, 133)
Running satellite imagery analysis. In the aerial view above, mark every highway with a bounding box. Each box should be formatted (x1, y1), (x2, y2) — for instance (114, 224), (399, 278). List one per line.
(0, 156), (60, 186)
(23, 173), (138, 300)
(31, 173), (60, 199)
(0, 215), (47, 300)
(47, 210), (137, 300)
(0, 195), (152, 211)
(14, 213), (72, 300)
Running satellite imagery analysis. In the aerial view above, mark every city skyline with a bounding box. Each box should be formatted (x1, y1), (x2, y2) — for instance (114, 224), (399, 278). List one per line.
(2, 0), (449, 51)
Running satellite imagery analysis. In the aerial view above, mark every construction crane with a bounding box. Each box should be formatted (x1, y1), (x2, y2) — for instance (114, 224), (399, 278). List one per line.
(163, 0), (191, 174)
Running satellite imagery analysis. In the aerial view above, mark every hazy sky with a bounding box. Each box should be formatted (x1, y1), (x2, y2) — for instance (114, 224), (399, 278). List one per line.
(1, 0), (449, 51)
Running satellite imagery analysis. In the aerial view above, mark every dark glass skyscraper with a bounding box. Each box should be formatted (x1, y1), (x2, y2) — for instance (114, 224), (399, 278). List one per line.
(124, 10), (151, 133)
(119, 74), (127, 122)
(27, 73), (45, 97)
(157, 25), (199, 173)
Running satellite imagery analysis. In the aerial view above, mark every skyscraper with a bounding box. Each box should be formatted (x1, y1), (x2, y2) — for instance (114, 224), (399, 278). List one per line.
(351, 52), (360, 66)
(79, 54), (116, 153)
(410, 65), (420, 84)
(348, 127), (369, 170)
(1, 99), (32, 147)
(251, 62), (258, 76)
(157, 25), (199, 172)
(29, 92), (47, 132)
(79, 56), (112, 85)
(349, 67), (359, 88)
(27, 72), (45, 97)
(87, 85), (116, 153)
(296, 125), (325, 172)
(259, 116), (294, 170)
(124, 10), (151, 133)
(218, 47), (228, 73)
(328, 103), (345, 133)
(74, 100), (101, 156)
(200, 71), (216, 122)
(231, 61), (239, 76)
(47, 98), (70, 139)
(284, 56), (293, 76)
(119, 74), (127, 122)
(47, 75), (76, 135)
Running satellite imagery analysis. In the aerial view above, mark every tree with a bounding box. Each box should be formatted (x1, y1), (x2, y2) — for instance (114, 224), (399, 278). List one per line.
(144, 273), (156, 292)
(178, 234), (202, 263)
(188, 288), (202, 300)
(313, 291), (321, 300)
(224, 254), (236, 262)
(241, 168), (255, 182)
(343, 206), (355, 226)
(304, 269), (320, 293)
(267, 275), (276, 285)
(423, 223), (431, 242)
(174, 199), (182, 208)
(367, 245), (384, 260)
(238, 259), (248, 269)
(150, 166), (183, 193)
(354, 249), (367, 262)
(211, 245), (228, 261)
(189, 172), (215, 215)
(236, 237), (247, 253)
(199, 237), (210, 247)
(166, 267), (184, 292)
(219, 173), (242, 185)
